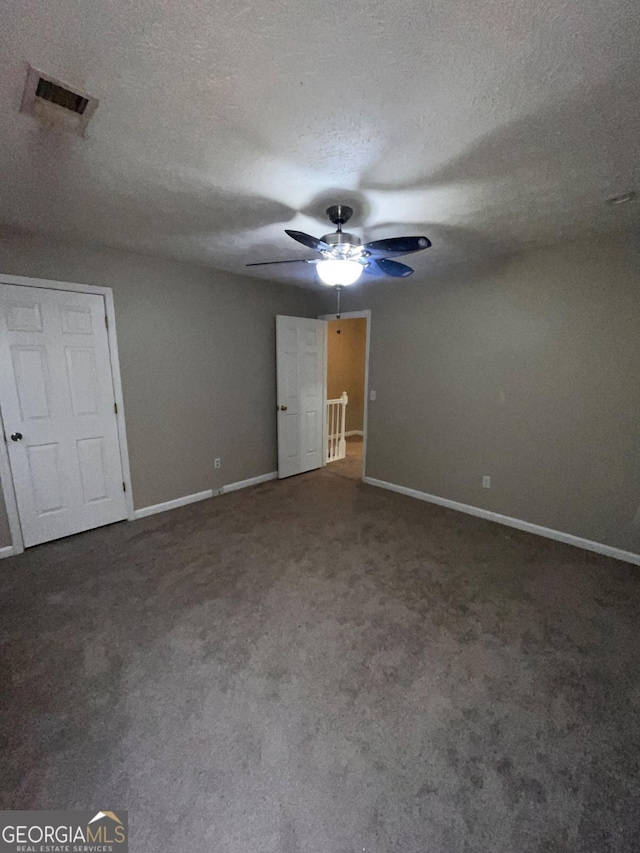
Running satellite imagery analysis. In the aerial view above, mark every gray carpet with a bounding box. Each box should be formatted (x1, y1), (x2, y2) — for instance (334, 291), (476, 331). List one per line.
(1, 466), (639, 852)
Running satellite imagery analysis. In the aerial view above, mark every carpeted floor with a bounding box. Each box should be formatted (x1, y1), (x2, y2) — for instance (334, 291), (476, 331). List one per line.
(326, 434), (363, 480)
(1, 465), (639, 851)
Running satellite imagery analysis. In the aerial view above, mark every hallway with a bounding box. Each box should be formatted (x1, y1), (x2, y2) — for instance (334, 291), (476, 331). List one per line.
(326, 435), (363, 480)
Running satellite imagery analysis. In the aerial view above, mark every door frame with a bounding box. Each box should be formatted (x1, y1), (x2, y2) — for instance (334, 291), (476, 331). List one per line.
(319, 309), (371, 479)
(0, 273), (135, 556)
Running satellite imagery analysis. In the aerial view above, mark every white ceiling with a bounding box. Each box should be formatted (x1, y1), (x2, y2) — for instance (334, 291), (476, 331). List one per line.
(1, 0), (639, 287)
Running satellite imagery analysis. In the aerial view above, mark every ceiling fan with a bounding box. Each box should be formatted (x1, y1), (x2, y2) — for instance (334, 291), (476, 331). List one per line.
(246, 205), (431, 286)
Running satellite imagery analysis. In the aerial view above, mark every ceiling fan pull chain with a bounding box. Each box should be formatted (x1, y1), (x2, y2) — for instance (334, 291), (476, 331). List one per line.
(336, 285), (342, 318)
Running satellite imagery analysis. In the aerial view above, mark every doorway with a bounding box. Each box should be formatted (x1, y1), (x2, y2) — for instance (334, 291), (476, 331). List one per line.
(319, 310), (370, 481)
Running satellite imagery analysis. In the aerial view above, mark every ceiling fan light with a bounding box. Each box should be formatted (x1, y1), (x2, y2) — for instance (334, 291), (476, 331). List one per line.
(316, 259), (363, 286)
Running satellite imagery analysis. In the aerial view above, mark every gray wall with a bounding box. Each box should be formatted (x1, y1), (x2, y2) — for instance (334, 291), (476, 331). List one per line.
(0, 229), (320, 547)
(323, 234), (640, 553)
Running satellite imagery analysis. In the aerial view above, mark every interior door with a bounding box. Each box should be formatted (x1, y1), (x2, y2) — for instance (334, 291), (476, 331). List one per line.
(0, 284), (127, 547)
(276, 315), (326, 479)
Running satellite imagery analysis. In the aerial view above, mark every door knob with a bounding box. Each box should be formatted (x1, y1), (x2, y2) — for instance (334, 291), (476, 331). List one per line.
(10, 432), (23, 442)
(279, 405), (288, 411)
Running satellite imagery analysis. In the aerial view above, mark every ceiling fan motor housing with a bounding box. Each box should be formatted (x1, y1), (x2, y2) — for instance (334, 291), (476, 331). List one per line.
(322, 231), (362, 256)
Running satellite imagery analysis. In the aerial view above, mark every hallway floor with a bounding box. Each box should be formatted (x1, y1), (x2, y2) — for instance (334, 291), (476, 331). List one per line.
(326, 434), (363, 480)
(1, 464), (638, 851)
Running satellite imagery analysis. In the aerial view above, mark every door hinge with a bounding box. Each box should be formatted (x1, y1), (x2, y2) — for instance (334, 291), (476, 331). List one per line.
(105, 314), (109, 328)
(122, 481), (126, 492)
(114, 402), (118, 414)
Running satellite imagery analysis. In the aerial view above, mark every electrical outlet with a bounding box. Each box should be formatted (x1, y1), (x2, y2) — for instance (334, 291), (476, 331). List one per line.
(482, 475), (491, 489)
(214, 458), (221, 469)
(369, 389), (376, 401)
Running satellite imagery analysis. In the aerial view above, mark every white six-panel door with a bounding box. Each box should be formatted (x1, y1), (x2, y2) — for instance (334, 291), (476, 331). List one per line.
(0, 284), (127, 546)
(276, 316), (326, 479)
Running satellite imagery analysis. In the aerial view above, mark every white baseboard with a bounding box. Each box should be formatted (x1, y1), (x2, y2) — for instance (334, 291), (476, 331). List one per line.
(223, 471), (278, 493)
(133, 489), (213, 520)
(345, 430), (364, 437)
(132, 473), (278, 520)
(363, 476), (640, 566)
(0, 545), (15, 559)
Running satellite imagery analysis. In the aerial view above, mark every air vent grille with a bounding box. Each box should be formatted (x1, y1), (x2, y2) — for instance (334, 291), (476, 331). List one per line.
(21, 66), (98, 135)
(35, 78), (89, 115)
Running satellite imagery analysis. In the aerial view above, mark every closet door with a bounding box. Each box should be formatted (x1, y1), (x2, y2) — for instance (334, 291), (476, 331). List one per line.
(0, 284), (127, 546)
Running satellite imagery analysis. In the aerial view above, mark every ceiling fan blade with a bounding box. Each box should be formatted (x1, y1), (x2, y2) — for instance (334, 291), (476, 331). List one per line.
(246, 258), (315, 267)
(363, 236), (431, 258)
(364, 258), (414, 277)
(285, 230), (332, 253)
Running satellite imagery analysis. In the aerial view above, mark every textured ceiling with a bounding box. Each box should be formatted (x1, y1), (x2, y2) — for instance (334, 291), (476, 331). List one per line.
(1, 0), (639, 287)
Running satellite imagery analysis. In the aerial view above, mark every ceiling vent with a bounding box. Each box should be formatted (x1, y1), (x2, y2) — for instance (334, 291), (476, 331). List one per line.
(20, 66), (98, 135)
